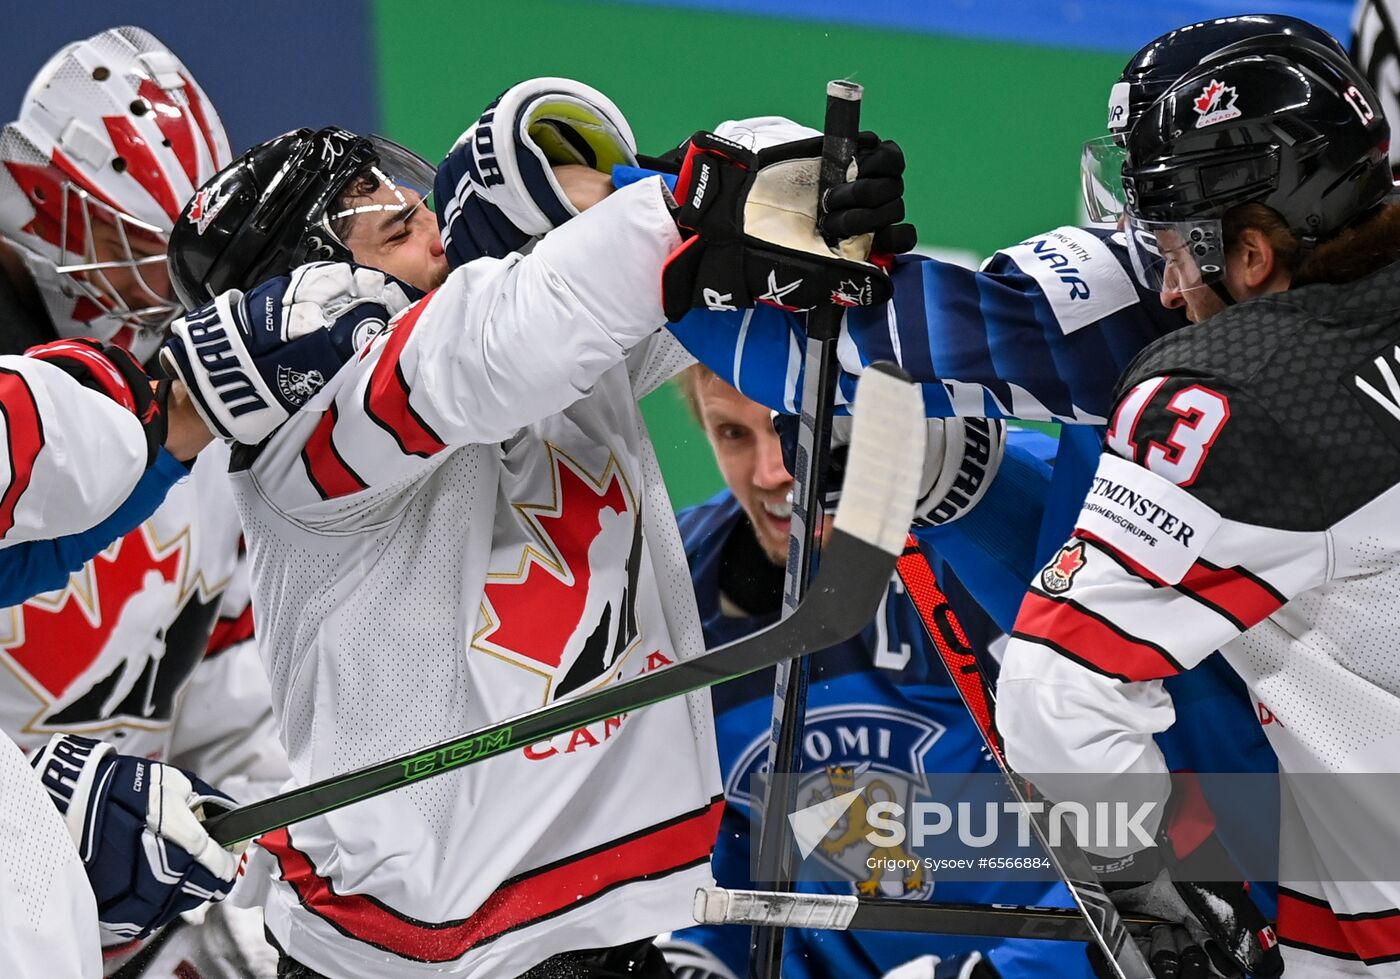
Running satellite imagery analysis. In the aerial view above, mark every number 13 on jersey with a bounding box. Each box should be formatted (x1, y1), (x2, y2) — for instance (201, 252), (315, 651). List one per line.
(1105, 376), (1232, 486)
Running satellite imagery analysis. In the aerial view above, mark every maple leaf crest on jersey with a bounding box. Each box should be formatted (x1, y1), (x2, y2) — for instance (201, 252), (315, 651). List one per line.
(0, 522), (223, 737)
(474, 446), (643, 703)
(1040, 540), (1086, 594)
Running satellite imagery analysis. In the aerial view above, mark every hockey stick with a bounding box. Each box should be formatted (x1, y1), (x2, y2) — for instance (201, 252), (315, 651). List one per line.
(697, 887), (1167, 944)
(750, 78), (864, 979)
(203, 363), (925, 848)
(895, 545), (1154, 979)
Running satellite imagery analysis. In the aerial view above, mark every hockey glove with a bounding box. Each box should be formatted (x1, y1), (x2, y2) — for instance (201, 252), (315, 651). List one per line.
(436, 77), (638, 267)
(30, 734), (240, 944)
(775, 414), (1003, 525)
(161, 262), (415, 444)
(675, 118), (918, 260)
(1087, 776), (1281, 979)
(24, 338), (166, 467)
(661, 130), (914, 322)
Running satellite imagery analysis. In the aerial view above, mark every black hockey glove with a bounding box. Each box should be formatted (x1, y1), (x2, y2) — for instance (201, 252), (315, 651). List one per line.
(25, 337), (167, 467)
(1087, 778), (1281, 979)
(660, 131), (916, 322)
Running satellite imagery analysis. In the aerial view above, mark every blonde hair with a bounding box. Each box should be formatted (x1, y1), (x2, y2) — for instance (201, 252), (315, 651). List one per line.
(675, 362), (718, 424)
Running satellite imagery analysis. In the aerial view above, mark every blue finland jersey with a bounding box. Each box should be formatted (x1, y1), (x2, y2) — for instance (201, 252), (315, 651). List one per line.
(670, 491), (1094, 979)
(668, 225), (1182, 424)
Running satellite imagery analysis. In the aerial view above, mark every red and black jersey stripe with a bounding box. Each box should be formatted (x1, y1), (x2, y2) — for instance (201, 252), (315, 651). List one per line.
(259, 797), (723, 963)
(1012, 589), (1185, 682)
(1278, 888), (1400, 965)
(0, 368), (45, 539)
(1175, 558), (1286, 631)
(301, 403), (368, 501)
(1072, 530), (1285, 633)
(363, 294), (446, 459)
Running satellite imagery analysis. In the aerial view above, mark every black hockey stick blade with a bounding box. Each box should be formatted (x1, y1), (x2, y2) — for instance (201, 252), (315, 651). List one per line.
(696, 887), (1167, 943)
(204, 363), (925, 847)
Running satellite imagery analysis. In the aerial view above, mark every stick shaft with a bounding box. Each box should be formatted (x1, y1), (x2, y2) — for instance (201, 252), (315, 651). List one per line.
(895, 544), (1154, 979)
(204, 528), (892, 847)
(699, 887), (1167, 943)
(750, 78), (864, 979)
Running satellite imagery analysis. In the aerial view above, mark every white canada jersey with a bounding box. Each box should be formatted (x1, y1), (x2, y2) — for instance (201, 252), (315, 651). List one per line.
(0, 729), (100, 979)
(998, 265), (1400, 976)
(0, 441), (243, 762)
(0, 354), (148, 548)
(233, 180), (721, 978)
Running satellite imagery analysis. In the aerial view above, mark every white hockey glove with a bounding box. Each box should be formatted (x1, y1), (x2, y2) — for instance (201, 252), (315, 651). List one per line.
(915, 417), (1004, 526)
(30, 734), (240, 944)
(776, 415), (1003, 525)
(160, 262), (414, 444)
(435, 77), (638, 267)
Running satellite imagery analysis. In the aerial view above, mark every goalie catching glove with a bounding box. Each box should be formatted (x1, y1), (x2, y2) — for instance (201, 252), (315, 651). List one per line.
(31, 734), (241, 944)
(436, 77), (637, 267)
(661, 130), (915, 322)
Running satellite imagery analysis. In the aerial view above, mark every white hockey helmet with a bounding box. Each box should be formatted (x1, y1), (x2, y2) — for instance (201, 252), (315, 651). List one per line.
(0, 26), (232, 360)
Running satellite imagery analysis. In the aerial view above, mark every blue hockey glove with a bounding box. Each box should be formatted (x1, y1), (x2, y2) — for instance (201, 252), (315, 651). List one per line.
(436, 77), (637, 267)
(31, 734), (241, 943)
(160, 262), (415, 444)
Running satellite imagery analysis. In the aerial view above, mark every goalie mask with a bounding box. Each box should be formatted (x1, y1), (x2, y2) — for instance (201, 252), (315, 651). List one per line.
(168, 127), (436, 308)
(0, 27), (231, 360)
(1120, 34), (1391, 297)
(1080, 14), (1347, 224)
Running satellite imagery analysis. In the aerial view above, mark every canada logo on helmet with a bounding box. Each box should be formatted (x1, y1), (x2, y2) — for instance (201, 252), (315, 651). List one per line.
(1193, 79), (1242, 129)
(187, 183), (233, 235)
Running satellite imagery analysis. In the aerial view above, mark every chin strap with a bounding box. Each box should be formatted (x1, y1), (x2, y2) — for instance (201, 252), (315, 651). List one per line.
(1207, 280), (1236, 307)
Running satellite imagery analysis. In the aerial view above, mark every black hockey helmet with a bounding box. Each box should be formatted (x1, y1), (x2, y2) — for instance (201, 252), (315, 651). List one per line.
(1119, 34), (1391, 295)
(167, 127), (435, 309)
(1082, 14), (1347, 222)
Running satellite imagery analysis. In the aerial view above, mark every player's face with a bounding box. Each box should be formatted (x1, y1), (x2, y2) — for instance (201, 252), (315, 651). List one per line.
(84, 217), (173, 314)
(1154, 229), (1228, 324)
(694, 375), (795, 566)
(340, 185), (448, 294)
